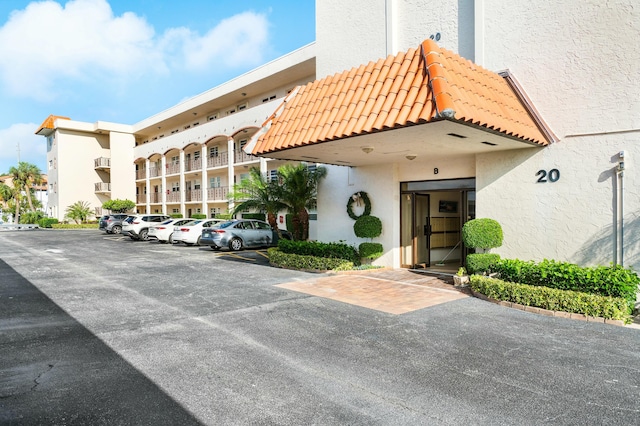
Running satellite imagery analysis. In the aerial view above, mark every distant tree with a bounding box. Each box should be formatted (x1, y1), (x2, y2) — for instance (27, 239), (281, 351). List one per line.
(102, 199), (135, 213)
(9, 162), (42, 212)
(277, 164), (327, 241)
(65, 201), (92, 224)
(228, 167), (287, 231)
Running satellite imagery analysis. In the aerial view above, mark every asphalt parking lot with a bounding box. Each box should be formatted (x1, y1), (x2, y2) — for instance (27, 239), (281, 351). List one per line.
(1, 230), (639, 425)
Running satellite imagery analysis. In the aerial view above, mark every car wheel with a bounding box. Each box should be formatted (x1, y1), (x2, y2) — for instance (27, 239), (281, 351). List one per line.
(105, 230), (112, 234)
(229, 238), (243, 251)
(139, 229), (149, 241)
(196, 236), (201, 246)
(168, 233), (173, 244)
(112, 225), (122, 234)
(210, 245), (221, 251)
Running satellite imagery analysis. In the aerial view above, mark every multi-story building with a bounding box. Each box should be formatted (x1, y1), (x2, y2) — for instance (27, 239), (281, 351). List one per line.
(36, 1), (640, 273)
(36, 44), (315, 223)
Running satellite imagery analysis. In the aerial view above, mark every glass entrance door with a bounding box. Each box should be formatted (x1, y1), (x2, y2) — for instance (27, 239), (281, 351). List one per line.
(400, 193), (430, 268)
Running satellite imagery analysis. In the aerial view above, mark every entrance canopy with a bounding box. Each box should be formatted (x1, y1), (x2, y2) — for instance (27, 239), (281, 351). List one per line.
(247, 39), (553, 167)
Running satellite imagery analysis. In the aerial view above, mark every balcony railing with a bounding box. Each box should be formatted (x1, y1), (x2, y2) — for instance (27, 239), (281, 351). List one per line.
(94, 207), (105, 216)
(136, 169), (146, 180)
(94, 182), (111, 193)
(149, 167), (160, 178)
(166, 163), (180, 175)
(166, 191), (180, 203)
(185, 189), (202, 202)
(150, 193), (160, 204)
(234, 150), (256, 164)
(184, 158), (202, 172)
(94, 157), (111, 169)
(207, 187), (229, 201)
(207, 155), (228, 168)
(136, 194), (146, 204)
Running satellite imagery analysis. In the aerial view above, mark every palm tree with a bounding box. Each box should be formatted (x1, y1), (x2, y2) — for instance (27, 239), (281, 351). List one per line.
(229, 167), (287, 230)
(0, 182), (17, 223)
(277, 163), (327, 241)
(65, 201), (92, 224)
(9, 162), (42, 212)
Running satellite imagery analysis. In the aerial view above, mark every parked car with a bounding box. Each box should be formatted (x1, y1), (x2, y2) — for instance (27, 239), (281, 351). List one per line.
(172, 219), (224, 245)
(99, 214), (129, 234)
(122, 214), (171, 240)
(201, 219), (292, 251)
(148, 218), (194, 243)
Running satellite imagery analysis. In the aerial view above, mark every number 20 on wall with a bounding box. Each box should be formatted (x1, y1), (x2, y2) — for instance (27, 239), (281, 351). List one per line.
(536, 169), (560, 183)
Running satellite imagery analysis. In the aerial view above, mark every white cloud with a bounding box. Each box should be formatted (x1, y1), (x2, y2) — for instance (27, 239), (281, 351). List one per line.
(0, 123), (46, 173)
(0, 0), (269, 99)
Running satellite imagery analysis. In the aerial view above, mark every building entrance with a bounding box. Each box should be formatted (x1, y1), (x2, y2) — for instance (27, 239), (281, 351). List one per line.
(400, 178), (475, 272)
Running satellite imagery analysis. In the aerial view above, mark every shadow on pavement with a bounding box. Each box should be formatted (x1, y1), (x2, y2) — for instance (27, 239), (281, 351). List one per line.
(0, 259), (202, 425)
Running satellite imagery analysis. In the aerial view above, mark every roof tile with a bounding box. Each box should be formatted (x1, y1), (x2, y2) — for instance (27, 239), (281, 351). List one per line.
(252, 39), (549, 155)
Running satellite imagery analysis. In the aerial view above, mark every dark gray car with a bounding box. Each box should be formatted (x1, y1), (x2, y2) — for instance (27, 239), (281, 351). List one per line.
(201, 219), (291, 251)
(99, 214), (129, 234)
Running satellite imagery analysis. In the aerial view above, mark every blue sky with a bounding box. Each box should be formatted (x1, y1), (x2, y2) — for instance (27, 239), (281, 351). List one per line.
(0, 0), (315, 174)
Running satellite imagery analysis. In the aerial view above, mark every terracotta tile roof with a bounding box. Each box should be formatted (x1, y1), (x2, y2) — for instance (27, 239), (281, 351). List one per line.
(250, 39), (549, 156)
(35, 114), (70, 134)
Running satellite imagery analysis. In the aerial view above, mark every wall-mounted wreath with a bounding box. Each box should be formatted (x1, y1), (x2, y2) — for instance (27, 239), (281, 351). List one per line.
(346, 191), (371, 220)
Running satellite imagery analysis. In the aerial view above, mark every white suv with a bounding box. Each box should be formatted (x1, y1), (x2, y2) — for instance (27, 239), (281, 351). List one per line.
(122, 214), (171, 241)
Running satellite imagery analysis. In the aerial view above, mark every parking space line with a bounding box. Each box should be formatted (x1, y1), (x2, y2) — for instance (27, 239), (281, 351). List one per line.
(255, 250), (269, 259)
(223, 252), (256, 261)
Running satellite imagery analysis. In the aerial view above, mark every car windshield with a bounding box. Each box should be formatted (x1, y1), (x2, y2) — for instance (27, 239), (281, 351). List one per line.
(124, 217), (135, 223)
(183, 220), (202, 226)
(160, 219), (174, 225)
(216, 221), (235, 229)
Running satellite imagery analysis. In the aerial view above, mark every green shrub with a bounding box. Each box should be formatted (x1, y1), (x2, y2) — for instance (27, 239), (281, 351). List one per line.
(494, 258), (639, 307)
(462, 218), (503, 250)
(470, 275), (631, 321)
(268, 248), (355, 271)
(359, 242), (383, 260)
(241, 213), (266, 221)
(467, 253), (501, 274)
(38, 218), (59, 228)
(51, 223), (99, 229)
(19, 210), (44, 224)
(215, 213), (233, 220)
(170, 213), (183, 218)
(354, 215), (382, 239)
(278, 240), (360, 264)
(102, 199), (135, 213)
(192, 214), (207, 219)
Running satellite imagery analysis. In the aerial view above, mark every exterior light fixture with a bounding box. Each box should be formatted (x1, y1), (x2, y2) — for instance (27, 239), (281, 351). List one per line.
(406, 155), (417, 160)
(361, 147), (374, 154)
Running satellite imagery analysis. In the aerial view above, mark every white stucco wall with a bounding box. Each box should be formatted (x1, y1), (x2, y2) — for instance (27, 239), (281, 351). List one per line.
(110, 131), (136, 202)
(478, 137), (639, 271)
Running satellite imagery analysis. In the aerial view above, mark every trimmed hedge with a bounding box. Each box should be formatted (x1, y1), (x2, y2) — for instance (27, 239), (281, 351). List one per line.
(359, 242), (383, 260)
(467, 253), (501, 274)
(470, 275), (631, 321)
(494, 259), (639, 306)
(268, 248), (355, 271)
(278, 239), (360, 265)
(38, 218), (59, 228)
(170, 213), (183, 218)
(354, 215), (382, 239)
(192, 214), (207, 219)
(462, 218), (503, 249)
(52, 223), (99, 229)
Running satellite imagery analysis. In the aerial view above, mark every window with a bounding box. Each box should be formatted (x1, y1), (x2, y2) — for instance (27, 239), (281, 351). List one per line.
(268, 170), (278, 182)
(171, 182), (180, 192)
(48, 160), (53, 170)
(239, 173), (249, 183)
(194, 151), (200, 160)
(171, 155), (179, 165)
(209, 146), (219, 157)
(210, 207), (221, 217)
(172, 208), (179, 214)
(209, 176), (221, 188)
(46, 135), (53, 150)
(193, 180), (201, 190)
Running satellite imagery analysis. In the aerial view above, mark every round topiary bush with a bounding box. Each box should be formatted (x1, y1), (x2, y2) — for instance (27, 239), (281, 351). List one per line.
(359, 242), (383, 260)
(354, 215), (382, 239)
(462, 218), (503, 250)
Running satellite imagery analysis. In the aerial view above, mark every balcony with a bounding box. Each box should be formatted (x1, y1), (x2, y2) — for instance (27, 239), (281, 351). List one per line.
(94, 207), (105, 216)
(167, 191), (180, 203)
(94, 182), (111, 193)
(207, 187), (229, 201)
(136, 194), (146, 204)
(94, 157), (111, 170)
(207, 155), (228, 168)
(136, 169), (146, 180)
(150, 193), (160, 204)
(185, 189), (202, 202)
(234, 150), (257, 164)
(166, 163), (180, 175)
(149, 167), (160, 178)
(184, 158), (202, 172)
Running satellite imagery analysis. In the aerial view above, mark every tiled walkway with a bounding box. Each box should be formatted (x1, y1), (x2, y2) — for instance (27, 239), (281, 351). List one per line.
(276, 269), (469, 315)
